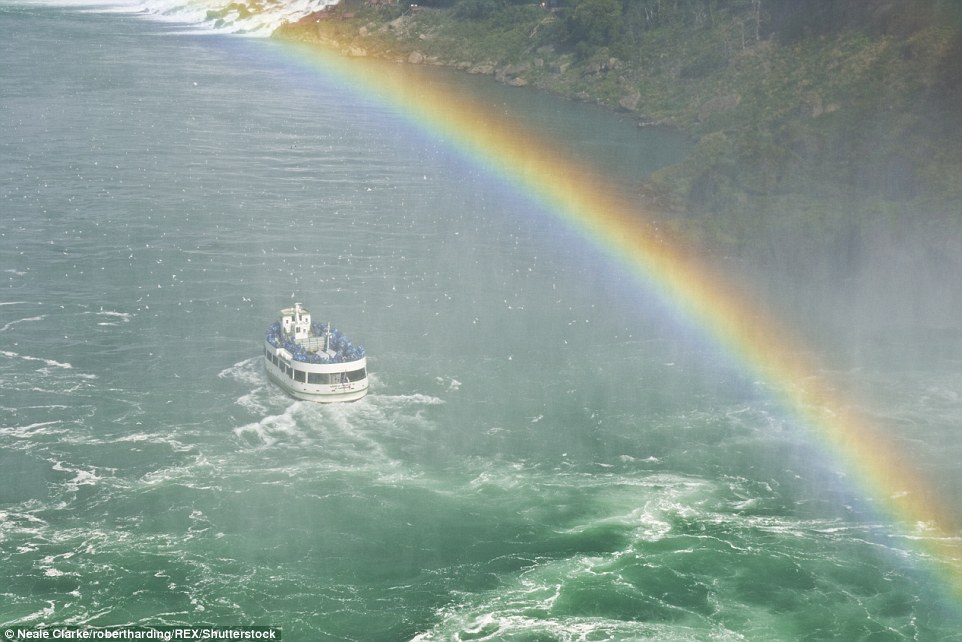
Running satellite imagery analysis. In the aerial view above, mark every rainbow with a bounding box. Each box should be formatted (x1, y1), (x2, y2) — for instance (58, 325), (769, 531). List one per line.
(277, 40), (962, 601)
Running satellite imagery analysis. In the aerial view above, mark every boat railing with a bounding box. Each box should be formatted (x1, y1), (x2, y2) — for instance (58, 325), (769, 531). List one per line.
(265, 322), (365, 365)
(298, 336), (327, 353)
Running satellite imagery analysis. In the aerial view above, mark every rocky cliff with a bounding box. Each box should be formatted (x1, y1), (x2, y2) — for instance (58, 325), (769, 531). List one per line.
(275, 0), (962, 272)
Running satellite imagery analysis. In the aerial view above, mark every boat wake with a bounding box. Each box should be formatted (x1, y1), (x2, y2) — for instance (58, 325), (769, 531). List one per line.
(220, 356), (443, 481)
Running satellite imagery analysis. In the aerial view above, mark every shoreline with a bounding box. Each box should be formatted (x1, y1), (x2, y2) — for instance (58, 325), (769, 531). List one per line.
(272, 5), (683, 130)
(271, 2), (962, 305)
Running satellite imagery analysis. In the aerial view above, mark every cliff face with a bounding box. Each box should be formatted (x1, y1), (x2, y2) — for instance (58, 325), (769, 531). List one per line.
(275, 0), (962, 269)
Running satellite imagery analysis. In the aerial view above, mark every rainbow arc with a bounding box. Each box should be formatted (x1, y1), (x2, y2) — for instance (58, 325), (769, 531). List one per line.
(282, 42), (962, 603)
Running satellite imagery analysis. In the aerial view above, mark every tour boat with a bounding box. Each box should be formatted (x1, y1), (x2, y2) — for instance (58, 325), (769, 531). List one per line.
(263, 303), (368, 403)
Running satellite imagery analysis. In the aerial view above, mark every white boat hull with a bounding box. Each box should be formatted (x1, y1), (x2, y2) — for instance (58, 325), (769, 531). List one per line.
(264, 341), (368, 403)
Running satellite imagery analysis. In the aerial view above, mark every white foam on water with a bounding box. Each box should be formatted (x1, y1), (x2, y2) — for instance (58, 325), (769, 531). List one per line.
(17, 0), (341, 36)
(138, 453), (219, 489)
(1, 515), (49, 557)
(371, 392), (446, 409)
(0, 315), (46, 332)
(411, 465), (896, 642)
(227, 387), (447, 491)
(218, 357), (263, 387)
(51, 461), (109, 492)
(93, 309), (132, 326)
(1, 349), (73, 370)
(226, 351), (444, 452)
(0, 420), (65, 439)
(219, 356), (292, 416)
(414, 594), (748, 642)
(4, 601), (57, 626)
(232, 400), (300, 448)
(96, 310), (131, 320)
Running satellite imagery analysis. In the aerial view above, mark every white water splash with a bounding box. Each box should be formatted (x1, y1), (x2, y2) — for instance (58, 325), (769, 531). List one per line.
(22, 0), (340, 36)
(0, 315), (46, 333)
(0, 350), (73, 370)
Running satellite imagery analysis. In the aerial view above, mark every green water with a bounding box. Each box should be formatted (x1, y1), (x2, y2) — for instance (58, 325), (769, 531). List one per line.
(2, 3), (962, 640)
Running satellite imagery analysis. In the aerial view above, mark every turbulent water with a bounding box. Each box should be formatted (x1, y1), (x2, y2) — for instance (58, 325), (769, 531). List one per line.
(3, 2), (962, 640)
(14, 0), (339, 35)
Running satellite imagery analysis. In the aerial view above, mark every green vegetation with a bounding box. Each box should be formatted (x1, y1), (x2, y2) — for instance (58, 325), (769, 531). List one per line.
(275, 0), (962, 267)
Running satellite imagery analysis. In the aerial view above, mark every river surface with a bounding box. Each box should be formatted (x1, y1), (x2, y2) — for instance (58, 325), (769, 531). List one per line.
(2, 3), (962, 640)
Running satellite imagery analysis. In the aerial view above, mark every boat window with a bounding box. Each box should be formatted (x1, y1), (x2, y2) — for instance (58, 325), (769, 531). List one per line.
(308, 372), (329, 385)
(285, 365), (293, 378)
(346, 367), (367, 382)
(294, 369), (306, 383)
